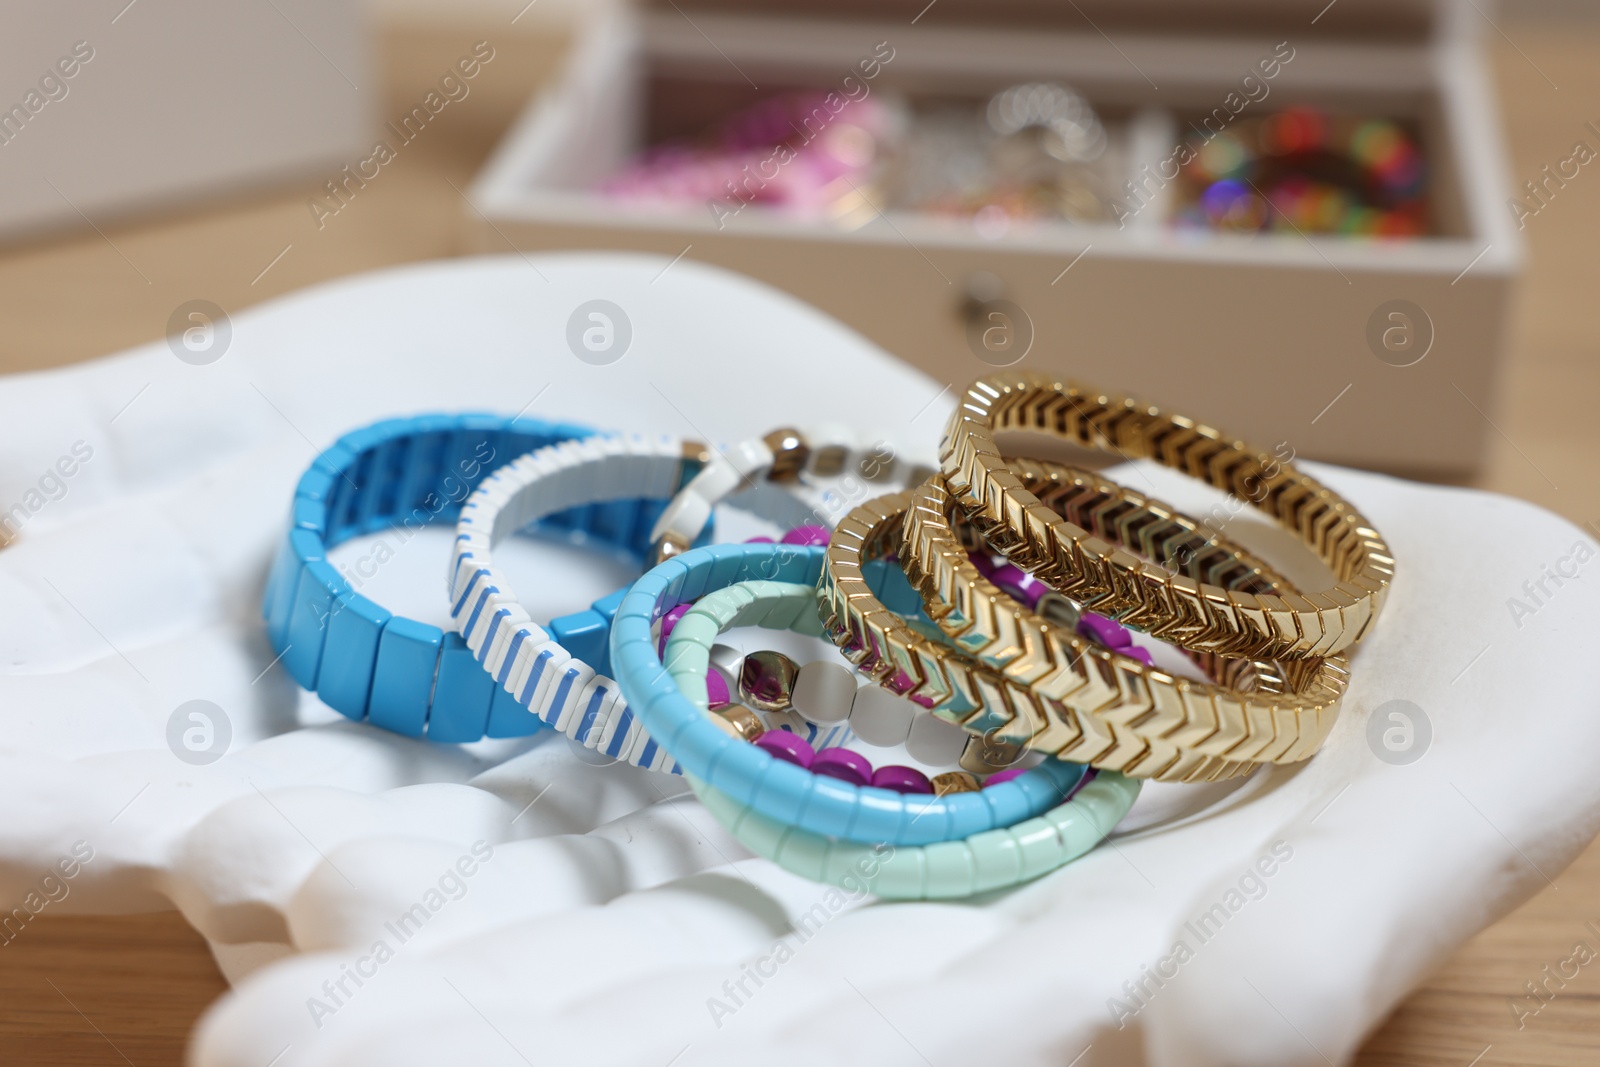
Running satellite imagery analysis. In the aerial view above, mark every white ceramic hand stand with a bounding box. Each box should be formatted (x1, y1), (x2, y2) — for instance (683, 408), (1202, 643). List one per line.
(0, 254), (1594, 1067)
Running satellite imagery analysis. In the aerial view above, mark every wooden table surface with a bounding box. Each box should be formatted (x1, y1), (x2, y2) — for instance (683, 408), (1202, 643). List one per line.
(2, 15), (1597, 1066)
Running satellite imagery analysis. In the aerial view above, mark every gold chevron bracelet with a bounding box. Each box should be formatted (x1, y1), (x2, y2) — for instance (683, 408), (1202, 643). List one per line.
(823, 489), (1315, 783)
(900, 462), (1349, 773)
(939, 371), (1394, 660)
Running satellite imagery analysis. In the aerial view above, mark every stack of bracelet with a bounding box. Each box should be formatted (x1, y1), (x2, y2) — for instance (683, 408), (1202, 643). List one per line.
(258, 373), (1391, 900)
(604, 372), (1391, 896)
(660, 571), (1156, 900)
(611, 542), (1133, 898)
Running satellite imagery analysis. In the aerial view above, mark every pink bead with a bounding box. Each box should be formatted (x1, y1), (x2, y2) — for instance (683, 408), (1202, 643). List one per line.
(811, 748), (872, 787)
(990, 563), (1046, 609)
(657, 604), (691, 654)
(983, 766), (1028, 788)
(781, 524), (831, 546)
(1121, 646), (1155, 667)
(871, 765), (933, 794)
(743, 535), (776, 544)
(706, 670), (730, 708)
(1078, 612), (1134, 648)
(756, 730), (815, 768)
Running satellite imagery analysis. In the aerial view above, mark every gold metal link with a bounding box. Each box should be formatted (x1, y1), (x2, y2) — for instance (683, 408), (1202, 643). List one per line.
(931, 771), (981, 795)
(762, 427), (810, 484)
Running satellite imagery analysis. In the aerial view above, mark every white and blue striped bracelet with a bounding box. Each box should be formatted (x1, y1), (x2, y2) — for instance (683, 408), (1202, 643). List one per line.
(450, 434), (855, 773)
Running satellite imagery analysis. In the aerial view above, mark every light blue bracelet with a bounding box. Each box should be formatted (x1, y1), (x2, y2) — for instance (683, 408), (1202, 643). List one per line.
(609, 542), (1084, 846)
(262, 413), (663, 742)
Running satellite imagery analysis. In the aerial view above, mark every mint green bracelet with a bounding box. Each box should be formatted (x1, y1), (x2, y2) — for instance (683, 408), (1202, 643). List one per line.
(687, 769), (1140, 899)
(664, 577), (1140, 897)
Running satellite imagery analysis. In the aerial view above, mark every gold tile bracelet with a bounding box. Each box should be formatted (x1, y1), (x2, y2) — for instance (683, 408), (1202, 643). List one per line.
(820, 490), (1323, 783)
(940, 371), (1394, 660)
(900, 462), (1349, 772)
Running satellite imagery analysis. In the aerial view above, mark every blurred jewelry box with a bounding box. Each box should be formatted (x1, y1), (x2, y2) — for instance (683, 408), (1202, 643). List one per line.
(0, 2), (366, 243)
(466, 0), (1521, 477)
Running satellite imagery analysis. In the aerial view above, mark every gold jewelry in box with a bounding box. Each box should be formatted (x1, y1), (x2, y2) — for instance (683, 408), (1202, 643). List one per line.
(939, 371), (1394, 660)
(821, 476), (1343, 783)
(899, 461), (1349, 778)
